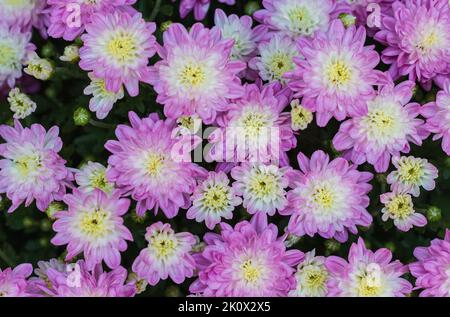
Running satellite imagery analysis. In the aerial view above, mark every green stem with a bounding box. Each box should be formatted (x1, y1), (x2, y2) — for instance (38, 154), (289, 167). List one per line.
(89, 119), (115, 129)
(149, 0), (162, 21)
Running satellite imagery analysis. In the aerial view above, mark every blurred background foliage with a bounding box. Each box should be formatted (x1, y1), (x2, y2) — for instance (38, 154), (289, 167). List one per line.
(0, 0), (449, 297)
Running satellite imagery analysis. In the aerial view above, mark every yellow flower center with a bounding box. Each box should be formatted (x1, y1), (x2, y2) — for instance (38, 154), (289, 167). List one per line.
(302, 266), (328, 290)
(179, 64), (206, 87)
(15, 154), (42, 177)
(241, 260), (262, 284)
(241, 112), (269, 138)
(416, 31), (440, 54)
(268, 53), (294, 80)
(79, 209), (110, 239)
(107, 32), (137, 63)
(291, 101), (313, 131)
(312, 186), (334, 209)
(386, 194), (414, 220)
(327, 60), (352, 88)
(357, 264), (383, 297)
(89, 170), (111, 192)
(248, 172), (278, 198)
(145, 153), (165, 177)
(0, 43), (17, 68)
(365, 109), (395, 135)
(4, 0), (30, 7)
(200, 185), (230, 213)
(148, 233), (178, 259)
(398, 159), (424, 184)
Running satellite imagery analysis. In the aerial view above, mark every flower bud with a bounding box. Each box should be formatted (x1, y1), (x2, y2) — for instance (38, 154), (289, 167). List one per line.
(60, 45), (80, 62)
(426, 206), (442, 222)
(73, 107), (91, 126)
(245, 1), (260, 16)
(7, 88), (37, 119)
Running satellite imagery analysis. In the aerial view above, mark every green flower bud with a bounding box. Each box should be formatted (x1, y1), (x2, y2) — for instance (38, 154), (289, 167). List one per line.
(245, 1), (260, 16)
(339, 13), (356, 27)
(325, 240), (340, 253)
(160, 20), (173, 32)
(165, 285), (181, 297)
(73, 107), (91, 126)
(41, 43), (56, 58)
(427, 206), (442, 222)
(46, 202), (64, 219)
(132, 210), (147, 224)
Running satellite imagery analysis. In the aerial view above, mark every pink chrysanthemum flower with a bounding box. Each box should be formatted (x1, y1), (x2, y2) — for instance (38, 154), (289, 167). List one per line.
(132, 222), (197, 286)
(326, 238), (412, 297)
(375, 0), (450, 88)
(280, 150), (373, 243)
(79, 11), (156, 97)
(73, 161), (115, 194)
(0, 120), (72, 213)
(214, 9), (266, 64)
(51, 189), (133, 270)
(148, 23), (245, 124)
(34, 260), (136, 297)
(84, 72), (125, 120)
(187, 171), (242, 230)
(422, 81), (450, 155)
(249, 33), (299, 84)
(176, 0), (235, 21)
(208, 83), (295, 166)
(289, 250), (330, 297)
(410, 230), (450, 297)
(332, 80), (428, 173)
(380, 191), (427, 232)
(0, 24), (35, 88)
(105, 112), (207, 218)
(387, 156), (438, 197)
(254, 0), (334, 39)
(190, 221), (304, 297)
(0, 0), (47, 34)
(0, 263), (33, 297)
(231, 163), (290, 217)
(46, 0), (137, 41)
(287, 19), (386, 126)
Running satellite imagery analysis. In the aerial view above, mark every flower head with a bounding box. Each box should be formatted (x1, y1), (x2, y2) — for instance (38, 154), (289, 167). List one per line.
(254, 0), (334, 38)
(46, 0), (137, 41)
(231, 163), (290, 217)
(7, 87), (37, 119)
(148, 23), (245, 124)
(410, 230), (450, 297)
(187, 171), (242, 229)
(326, 238), (412, 297)
(33, 260), (136, 297)
(79, 11), (157, 97)
(281, 150), (373, 242)
(290, 99), (313, 131)
(0, 24), (35, 88)
(249, 33), (298, 84)
(84, 72), (125, 120)
(333, 80), (428, 173)
(374, 0), (450, 86)
(60, 45), (80, 63)
(387, 156), (438, 197)
(380, 191), (427, 232)
(0, 120), (72, 213)
(24, 52), (53, 81)
(287, 20), (386, 126)
(74, 161), (114, 194)
(132, 222), (197, 286)
(105, 112), (207, 218)
(51, 189), (133, 270)
(190, 221), (304, 296)
(208, 83), (295, 166)
(422, 80), (450, 155)
(0, 264), (33, 297)
(289, 250), (330, 297)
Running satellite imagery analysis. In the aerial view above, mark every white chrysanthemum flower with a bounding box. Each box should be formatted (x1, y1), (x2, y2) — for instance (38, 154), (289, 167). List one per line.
(84, 72), (124, 120)
(24, 52), (53, 80)
(250, 34), (298, 83)
(60, 45), (80, 62)
(380, 191), (427, 232)
(387, 156), (438, 197)
(231, 163), (290, 216)
(187, 171), (242, 229)
(289, 250), (329, 297)
(7, 88), (37, 119)
(290, 99), (313, 131)
(74, 161), (114, 194)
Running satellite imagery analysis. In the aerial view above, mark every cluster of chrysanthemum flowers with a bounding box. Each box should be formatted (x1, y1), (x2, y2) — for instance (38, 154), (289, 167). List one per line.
(0, 0), (449, 297)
